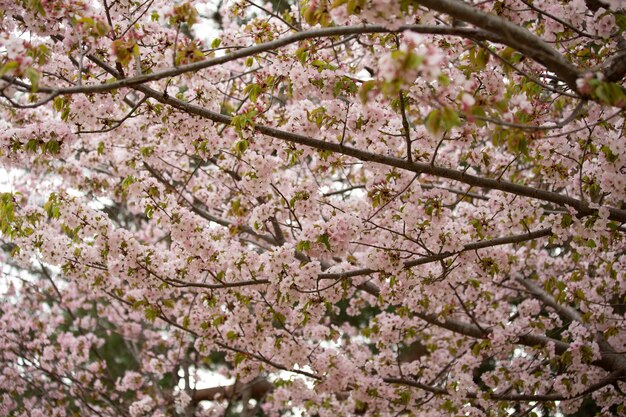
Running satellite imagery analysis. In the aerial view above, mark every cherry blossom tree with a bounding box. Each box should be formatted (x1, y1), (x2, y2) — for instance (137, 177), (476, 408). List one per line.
(1, 0), (626, 416)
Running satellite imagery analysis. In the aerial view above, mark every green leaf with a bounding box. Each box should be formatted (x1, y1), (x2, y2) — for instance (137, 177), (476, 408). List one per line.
(61, 107), (71, 122)
(425, 108), (442, 134)
(471, 106), (487, 127)
(399, 390), (411, 405)
(77, 16), (95, 26)
(243, 83), (261, 102)
(441, 107), (461, 130)
(616, 14), (626, 32)
(234, 139), (249, 154)
(145, 204), (154, 219)
(295, 47), (308, 64)
(592, 80), (626, 107)
(121, 175), (137, 190)
(24, 67), (40, 92)
(476, 48), (490, 69)
(144, 306), (157, 322)
(316, 233), (331, 250)
(53, 96), (64, 112)
(140, 146), (154, 157)
(45, 140), (60, 154)
(296, 240), (311, 252)
(25, 139), (38, 152)
(234, 352), (246, 366)
(43, 193), (61, 219)
(561, 214), (573, 228)
(405, 52), (423, 70)
(359, 80), (377, 103)
(0, 60), (19, 77)
(32, 0), (46, 15)
(601, 145), (619, 163)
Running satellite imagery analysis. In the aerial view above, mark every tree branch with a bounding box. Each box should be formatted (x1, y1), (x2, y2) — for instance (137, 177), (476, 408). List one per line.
(413, 0), (581, 90)
(1, 25), (501, 97)
(320, 228), (553, 280)
(192, 378), (273, 403)
(131, 84), (626, 222)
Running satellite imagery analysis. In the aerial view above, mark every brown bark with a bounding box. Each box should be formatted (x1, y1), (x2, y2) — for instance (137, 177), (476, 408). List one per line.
(192, 378), (274, 404)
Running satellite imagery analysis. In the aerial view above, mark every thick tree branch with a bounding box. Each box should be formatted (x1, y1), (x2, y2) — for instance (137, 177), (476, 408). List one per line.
(17, 23), (626, 223)
(516, 276), (626, 375)
(385, 370), (624, 402)
(128, 84), (626, 223)
(1, 25), (501, 97)
(192, 378), (273, 404)
(413, 0), (581, 90)
(357, 271), (626, 375)
(601, 36), (626, 83)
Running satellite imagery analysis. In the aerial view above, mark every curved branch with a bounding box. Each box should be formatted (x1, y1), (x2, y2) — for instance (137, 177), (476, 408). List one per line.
(516, 276), (626, 375)
(143, 161), (279, 246)
(192, 378), (274, 403)
(320, 228), (552, 280)
(1, 24), (502, 97)
(385, 370), (624, 402)
(414, 0), (581, 90)
(362, 276), (626, 375)
(129, 84), (626, 222)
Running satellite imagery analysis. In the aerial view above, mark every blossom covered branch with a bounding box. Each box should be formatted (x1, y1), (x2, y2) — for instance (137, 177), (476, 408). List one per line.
(1, 1), (625, 417)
